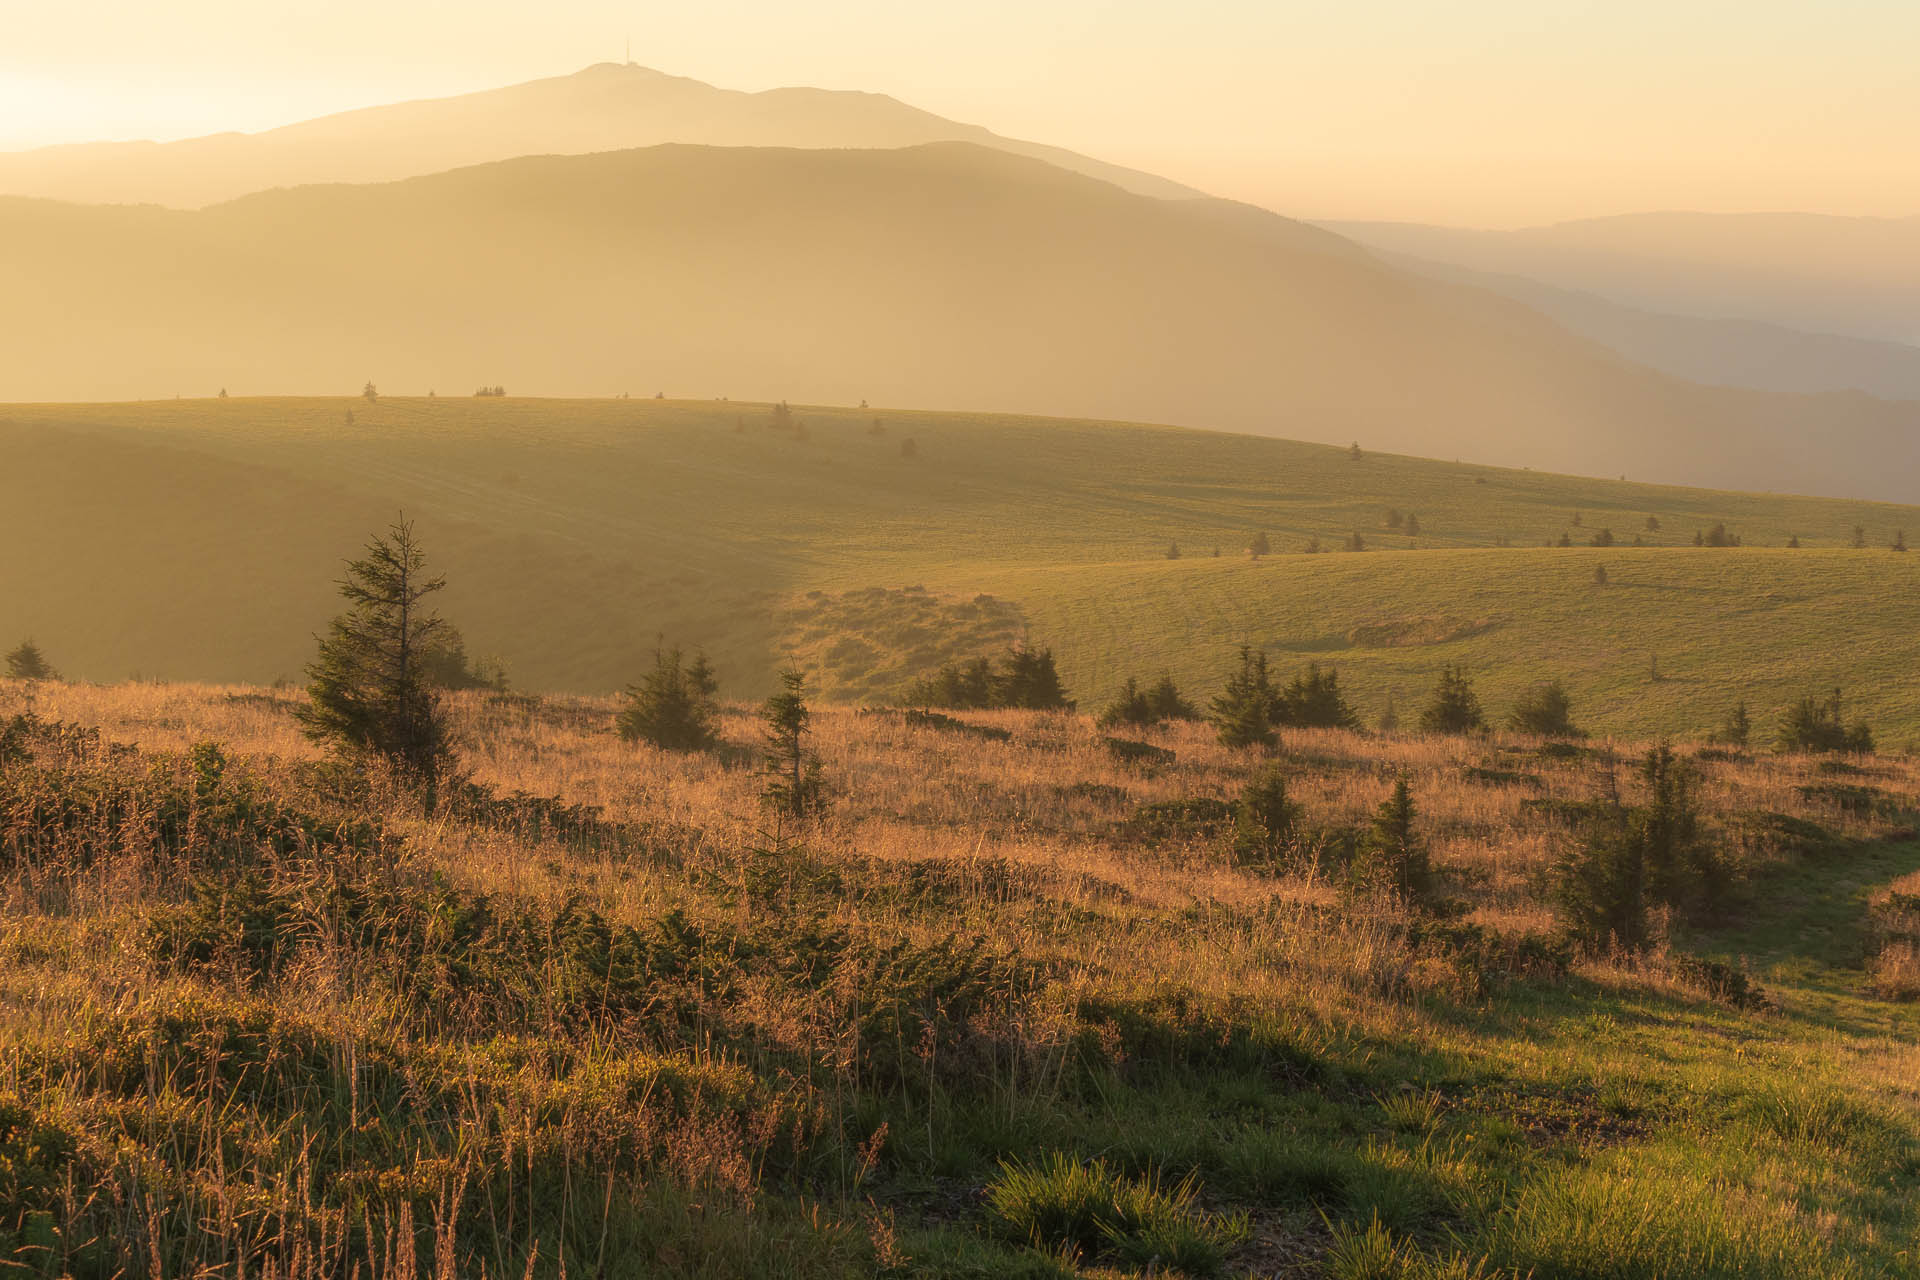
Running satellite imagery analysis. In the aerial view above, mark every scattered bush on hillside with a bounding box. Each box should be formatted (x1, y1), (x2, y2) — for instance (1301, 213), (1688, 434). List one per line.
(4, 640), (57, 681)
(1210, 645), (1278, 749)
(1593, 564), (1609, 586)
(472, 385), (506, 397)
(1894, 531), (1909, 553)
(1695, 522), (1740, 547)
(1104, 736), (1176, 768)
(1344, 531), (1367, 552)
(900, 708), (1013, 742)
(1507, 680), (1582, 739)
(295, 517), (457, 798)
(1232, 765), (1301, 870)
(1166, 540), (1181, 560)
(1645, 515), (1661, 531)
(1418, 666), (1485, 736)
(1248, 530), (1272, 558)
(762, 668), (825, 817)
(907, 647), (1072, 711)
(1385, 509), (1403, 530)
(1851, 525), (1868, 548)
(1405, 513), (1421, 537)
(1777, 689), (1874, 755)
(617, 645), (721, 751)
(1554, 746), (1724, 951)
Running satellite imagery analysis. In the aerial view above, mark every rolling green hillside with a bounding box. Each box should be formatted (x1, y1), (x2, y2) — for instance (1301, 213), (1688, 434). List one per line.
(6, 394), (1920, 742)
(6, 142), (1920, 500)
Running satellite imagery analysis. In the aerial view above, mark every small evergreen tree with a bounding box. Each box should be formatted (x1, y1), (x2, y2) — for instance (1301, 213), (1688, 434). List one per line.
(1365, 778), (1431, 904)
(1404, 514), (1421, 537)
(761, 668), (824, 816)
(1507, 680), (1581, 738)
(1589, 528), (1614, 547)
(1248, 530), (1271, 558)
(1097, 677), (1155, 729)
(1303, 536), (1322, 555)
(617, 645), (721, 751)
(362, 381), (379, 402)
(1385, 508), (1403, 530)
(1593, 564), (1609, 586)
(1645, 515), (1661, 532)
(1787, 534), (1801, 548)
(418, 626), (508, 691)
(1418, 665), (1484, 735)
(1377, 690), (1400, 733)
(1716, 702), (1751, 747)
(296, 518), (455, 796)
(4, 640), (57, 681)
(1274, 663), (1358, 729)
(1146, 674), (1199, 722)
(1344, 531), (1367, 552)
(1556, 532), (1572, 548)
(1210, 645), (1278, 749)
(905, 657), (995, 709)
(994, 646), (1073, 710)
(1895, 531), (1909, 553)
(1851, 525), (1868, 549)
(1349, 442), (1363, 460)
(1166, 540), (1181, 560)
(1777, 687), (1873, 754)
(1233, 765), (1300, 869)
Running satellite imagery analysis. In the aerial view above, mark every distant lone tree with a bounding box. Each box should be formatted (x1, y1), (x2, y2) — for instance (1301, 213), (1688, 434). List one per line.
(1344, 531), (1366, 552)
(617, 645), (721, 751)
(761, 668), (825, 817)
(1508, 679), (1581, 738)
(1166, 540), (1181, 560)
(4, 640), (57, 681)
(1787, 534), (1801, 548)
(296, 518), (455, 796)
(1385, 508), (1404, 530)
(1593, 564), (1609, 586)
(1589, 528), (1614, 547)
(1777, 688), (1874, 755)
(1303, 536), (1322, 555)
(771, 401), (794, 429)
(1851, 525), (1868, 549)
(1895, 531), (1909, 553)
(362, 381), (379, 403)
(1645, 515), (1661, 532)
(1349, 442), (1363, 460)
(1404, 514), (1421, 537)
(1555, 532), (1572, 548)
(218, 387), (228, 399)
(1211, 645), (1278, 749)
(1418, 665), (1485, 735)
(1248, 531), (1272, 559)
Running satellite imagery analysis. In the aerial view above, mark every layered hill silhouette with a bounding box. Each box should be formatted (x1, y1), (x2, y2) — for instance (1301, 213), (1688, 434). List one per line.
(1331, 212), (1920, 347)
(5, 141), (1919, 498)
(1377, 252), (1920, 402)
(0, 62), (1199, 208)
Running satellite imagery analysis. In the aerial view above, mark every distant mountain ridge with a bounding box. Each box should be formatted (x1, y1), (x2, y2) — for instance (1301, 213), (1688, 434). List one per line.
(0, 62), (1202, 207)
(4, 141), (1918, 500)
(1376, 251), (1920, 402)
(1328, 212), (1920, 347)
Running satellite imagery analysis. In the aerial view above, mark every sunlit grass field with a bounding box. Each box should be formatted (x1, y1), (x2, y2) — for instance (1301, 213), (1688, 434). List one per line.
(3, 677), (1917, 1277)
(5, 396), (1919, 741)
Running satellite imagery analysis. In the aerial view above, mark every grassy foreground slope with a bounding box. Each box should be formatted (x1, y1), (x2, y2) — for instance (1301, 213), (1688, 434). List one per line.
(5, 395), (1920, 739)
(3, 681), (1918, 1277)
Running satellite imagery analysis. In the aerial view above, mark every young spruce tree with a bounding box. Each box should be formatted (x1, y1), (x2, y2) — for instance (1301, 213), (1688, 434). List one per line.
(296, 518), (455, 796)
(617, 645), (721, 750)
(4, 640), (57, 682)
(762, 668), (824, 816)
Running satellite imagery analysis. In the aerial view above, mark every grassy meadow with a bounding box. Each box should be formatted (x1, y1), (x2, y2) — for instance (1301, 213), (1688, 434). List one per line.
(5, 395), (1920, 742)
(3, 676), (1919, 1277)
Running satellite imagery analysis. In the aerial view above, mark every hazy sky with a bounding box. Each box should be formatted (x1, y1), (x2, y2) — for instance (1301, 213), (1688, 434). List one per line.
(6, 0), (1918, 226)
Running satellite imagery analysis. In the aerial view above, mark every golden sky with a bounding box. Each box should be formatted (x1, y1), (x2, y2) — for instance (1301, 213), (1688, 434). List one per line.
(5, 0), (1918, 226)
